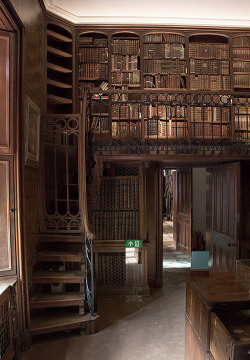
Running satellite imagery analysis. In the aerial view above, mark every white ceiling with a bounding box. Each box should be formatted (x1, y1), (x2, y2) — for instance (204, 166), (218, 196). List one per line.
(43, 0), (250, 27)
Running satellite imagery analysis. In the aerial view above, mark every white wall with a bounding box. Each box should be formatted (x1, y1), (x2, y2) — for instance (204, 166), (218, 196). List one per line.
(192, 168), (206, 240)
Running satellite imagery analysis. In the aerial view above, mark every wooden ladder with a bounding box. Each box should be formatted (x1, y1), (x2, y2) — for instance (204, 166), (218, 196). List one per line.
(29, 234), (98, 336)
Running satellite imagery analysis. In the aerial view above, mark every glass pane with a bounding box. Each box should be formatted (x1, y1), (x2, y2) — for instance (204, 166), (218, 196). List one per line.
(0, 161), (11, 271)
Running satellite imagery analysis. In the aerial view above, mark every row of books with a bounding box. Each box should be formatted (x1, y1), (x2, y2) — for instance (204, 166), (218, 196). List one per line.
(190, 74), (231, 90)
(111, 71), (140, 85)
(233, 36), (250, 47)
(191, 107), (230, 123)
(235, 105), (250, 114)
(112, 39), (140, 55)
(144, 59), (186, 74)
(79, 63), (108, 79)
(233, 61), (250, 73)
(112, 104), (140, 119)
(144, 43), (185, 59)
(235, 115), (250, 129)
(92, 210), (140, 240)
(111, 55), (139, 71)
(233, 48), (250, 60)
(144, 119), (187, 137)
(144, 104), (186, 119)
(96, 178), (140, 210)
(90, 116), (109, 132)
(79, 37), (108, 46)
(144, 33), (185, 44)
(144, 74), (185, 89)
(234, 74), (250, 87)
(78, 47), (108, 63)
(112, 122), (141, 137)
(191, 123), (229, 137)
(236, 131), (249, 139)
(190, 59), (229, 75)
(189, 43), (229, 59)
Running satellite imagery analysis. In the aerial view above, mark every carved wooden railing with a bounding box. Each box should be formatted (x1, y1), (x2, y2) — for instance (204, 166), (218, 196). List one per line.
(86, 90), (250, 155)
(81, 91), (95, 315)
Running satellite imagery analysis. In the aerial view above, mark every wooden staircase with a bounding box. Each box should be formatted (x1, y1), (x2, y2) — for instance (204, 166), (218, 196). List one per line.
(29, 234), (98, 336)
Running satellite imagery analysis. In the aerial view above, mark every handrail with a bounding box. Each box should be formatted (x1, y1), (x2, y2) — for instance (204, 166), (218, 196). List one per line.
(81, 90), (95, 240)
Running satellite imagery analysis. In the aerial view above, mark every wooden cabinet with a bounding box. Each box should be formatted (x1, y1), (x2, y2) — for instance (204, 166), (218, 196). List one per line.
(210, 308), (250, 360)
(185, 273), (250, 360)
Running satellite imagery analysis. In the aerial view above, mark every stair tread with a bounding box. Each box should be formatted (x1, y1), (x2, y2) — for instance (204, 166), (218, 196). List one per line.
(30, 292), (85, 303)
(33, 271), (84, 283)
(30, 292), (85, 308)
(30, 310), (98, 334)
(36, 251), (83, 262)
(38, 234), (84, 243)
(37, 251), (82, 255)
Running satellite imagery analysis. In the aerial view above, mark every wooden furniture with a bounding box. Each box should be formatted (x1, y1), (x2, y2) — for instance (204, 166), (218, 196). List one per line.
(0, 279), (17, 360)
(185, 273), (250, 360)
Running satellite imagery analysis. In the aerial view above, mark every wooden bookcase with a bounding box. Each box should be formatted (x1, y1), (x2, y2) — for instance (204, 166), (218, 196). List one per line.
(233, 35), (250, 140)
(78, 32), (108, 97)
(111, 32), (140, 90)
(46, 22), (74, 113)
(189, 34), (230, 91)
(143, 33), (186, 89)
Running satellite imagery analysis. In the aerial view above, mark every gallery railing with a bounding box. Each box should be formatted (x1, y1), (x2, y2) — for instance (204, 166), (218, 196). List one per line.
(86, 90), (250, 155)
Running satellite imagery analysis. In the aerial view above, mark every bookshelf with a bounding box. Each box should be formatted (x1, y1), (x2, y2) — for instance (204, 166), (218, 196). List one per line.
(46, 23), (73, 113)
(189, 35), (230, 91)
(92, 172), (140, 240)
(191, 103), (230, 139)
(111, 33), (140, 90)
(217, 33), (250, 140)
(143, 94), (188, 139)
(78, 32), (108, 98)
(143, 33), (186, 89)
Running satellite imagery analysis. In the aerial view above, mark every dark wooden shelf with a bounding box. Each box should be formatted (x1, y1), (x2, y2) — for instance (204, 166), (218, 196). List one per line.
(143, 57), (185, 60)
(47, 46), (72, 58)
(111, 69), (140, 72)
(47, 79), (72, 89)
(79, 77), (108, 81)
(47, 94), (73, 104)
(144, 72), (186, 76)
(47, 62), (72, 73)
(143, 41), (185, 45)
(47, 30), (72, 43)
(233, 58), (250, 62)
(111, 84), (140, 87)
(233, 72), (250, 75)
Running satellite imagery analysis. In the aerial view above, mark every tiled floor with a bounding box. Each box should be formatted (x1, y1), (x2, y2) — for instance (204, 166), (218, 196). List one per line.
(163, 220), (191, 269)
(21, 222), (189, 360)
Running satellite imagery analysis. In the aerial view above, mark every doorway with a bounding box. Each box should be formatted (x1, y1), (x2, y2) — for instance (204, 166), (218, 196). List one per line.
(162, 169), (191, 270)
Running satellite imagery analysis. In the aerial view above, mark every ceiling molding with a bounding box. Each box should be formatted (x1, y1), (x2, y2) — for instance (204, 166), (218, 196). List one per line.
(42, 0), (250, 27)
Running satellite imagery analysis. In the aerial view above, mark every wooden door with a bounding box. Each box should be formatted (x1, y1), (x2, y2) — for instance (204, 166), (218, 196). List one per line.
(207, 163), (240, 273)
(173, 168), (192, 256)
(0, 156), (15, 276)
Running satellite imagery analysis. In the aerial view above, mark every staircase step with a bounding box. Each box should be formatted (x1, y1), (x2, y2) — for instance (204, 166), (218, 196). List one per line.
(30, 292), (85, 309)
(33, 271), (84, 284)
(30, 309), (98, 335)
(38, 234), (84, 243)
(37, 251), (82, 262)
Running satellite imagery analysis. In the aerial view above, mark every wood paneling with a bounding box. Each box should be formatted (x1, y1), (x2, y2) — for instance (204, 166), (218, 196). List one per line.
(207, 163), (240, 272)
(173, 168), (192, 256)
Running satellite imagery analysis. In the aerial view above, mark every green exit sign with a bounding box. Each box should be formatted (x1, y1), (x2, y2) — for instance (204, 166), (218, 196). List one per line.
(126, 240), (142, 248)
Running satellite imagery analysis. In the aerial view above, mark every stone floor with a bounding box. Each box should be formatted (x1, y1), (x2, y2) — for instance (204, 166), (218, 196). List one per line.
(21, 222), (190, 360)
